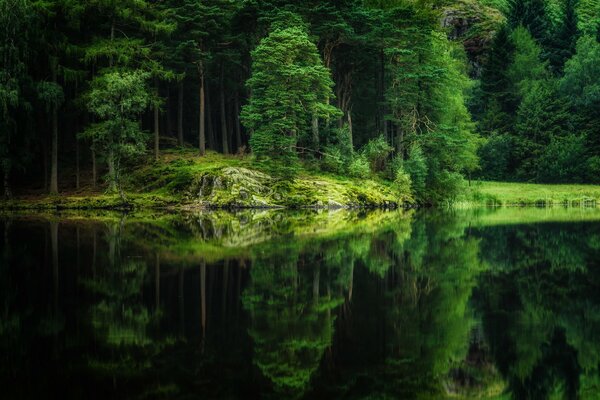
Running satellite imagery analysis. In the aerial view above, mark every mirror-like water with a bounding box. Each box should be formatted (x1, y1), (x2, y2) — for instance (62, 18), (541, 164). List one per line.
(2, 208), (600, 399)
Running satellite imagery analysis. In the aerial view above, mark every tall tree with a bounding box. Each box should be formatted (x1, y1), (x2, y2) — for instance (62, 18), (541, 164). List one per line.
(241, 15), (340, 168)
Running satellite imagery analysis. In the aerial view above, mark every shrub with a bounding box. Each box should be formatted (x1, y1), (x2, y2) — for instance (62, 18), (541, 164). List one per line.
(320, 146), (346, 174)
(348, 154), (371, 178)
(361, 135), (393, 172)
(393, 167), (412, 198)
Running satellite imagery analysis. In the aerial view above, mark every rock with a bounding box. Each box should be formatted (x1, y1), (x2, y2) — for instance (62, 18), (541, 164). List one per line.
(327, 199), (345, 209)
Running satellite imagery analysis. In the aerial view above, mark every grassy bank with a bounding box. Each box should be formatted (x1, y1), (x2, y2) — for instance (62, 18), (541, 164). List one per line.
(0, 150), (409, 211)
(470, 181), (600, 206)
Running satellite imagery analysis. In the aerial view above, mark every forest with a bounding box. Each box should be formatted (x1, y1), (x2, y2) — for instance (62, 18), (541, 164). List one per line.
(1, 0), (599, 205)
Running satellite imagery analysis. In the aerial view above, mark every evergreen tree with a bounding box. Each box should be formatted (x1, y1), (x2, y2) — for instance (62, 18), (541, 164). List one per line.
(547, 0), (580, 74)
(507, 0), (551, 45)
(81, 70), (150, 199)
(478, 24), (515, 133)
(241, 16), (340, 170)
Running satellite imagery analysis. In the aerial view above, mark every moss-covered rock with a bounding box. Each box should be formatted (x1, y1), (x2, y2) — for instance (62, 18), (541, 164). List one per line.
(185, 166), (407, 209)
(0, 150), (412, 210)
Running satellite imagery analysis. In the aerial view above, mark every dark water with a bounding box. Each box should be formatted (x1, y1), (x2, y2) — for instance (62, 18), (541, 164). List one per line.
(2, 208), (600, 399)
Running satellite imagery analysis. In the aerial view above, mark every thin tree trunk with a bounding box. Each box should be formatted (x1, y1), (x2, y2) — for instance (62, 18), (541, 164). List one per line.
(234, 91), (242, 152)
(177, 82), (184, 147)
(220, 63), (229, 154)
(154, 78), (160, 161)
(50, 101), (58, 194)
(206, 83), (215, 150)
(75, 141), (80, 190)
(198, 62), (206, 156)
(348, 110), (354, 149)
(92, 149), (97, 189)
(50, 65), (59, 195)
(3, 168), (10, 198)
(165, 88), (172, 139)
(107, 148), (116, 193)
(312, 116), (319, 150)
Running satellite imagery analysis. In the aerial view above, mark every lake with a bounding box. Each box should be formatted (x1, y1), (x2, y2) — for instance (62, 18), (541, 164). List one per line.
(2, 208), (600, 399)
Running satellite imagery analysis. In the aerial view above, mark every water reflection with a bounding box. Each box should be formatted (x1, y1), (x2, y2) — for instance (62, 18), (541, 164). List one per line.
(2, 208), (600, 399)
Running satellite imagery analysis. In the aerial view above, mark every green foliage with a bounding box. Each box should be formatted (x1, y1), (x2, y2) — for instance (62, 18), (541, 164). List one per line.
(361, 135), (394, 173)
(560, 35), (600, 109)
(81, 70), (151, 197)
(241, 17), (340, 168)
(404, 145), (427, 201)
(478, 134), (513, 181)
(536, 134), (587, 183)
(348, 154), (371, 179)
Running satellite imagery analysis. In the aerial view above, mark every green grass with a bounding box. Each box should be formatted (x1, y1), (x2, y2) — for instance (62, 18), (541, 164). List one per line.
(0, 148), (409, 210)
(470, 181), (600, 207)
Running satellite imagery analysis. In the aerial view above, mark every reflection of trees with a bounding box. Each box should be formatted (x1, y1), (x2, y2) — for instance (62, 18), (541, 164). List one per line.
(242, 247), (343, 398)
(311, 211), (488, 399)
(474, 222), (600, 399)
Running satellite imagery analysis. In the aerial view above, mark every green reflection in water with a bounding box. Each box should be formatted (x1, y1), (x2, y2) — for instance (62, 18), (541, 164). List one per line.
(2, 208), (600, 399)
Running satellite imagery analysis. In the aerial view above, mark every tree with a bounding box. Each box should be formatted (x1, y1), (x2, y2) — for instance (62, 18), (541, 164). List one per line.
(241, 15), (340, 168)
(81, 70), (150, 200)
(546, 0), (580, 74)
(560, 36), (600, 154)
(477, 24), (516, 133)
(507, 0), (551, 45)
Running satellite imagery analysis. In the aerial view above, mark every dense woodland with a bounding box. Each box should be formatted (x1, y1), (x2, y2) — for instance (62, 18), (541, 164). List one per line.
(1, 0), (599, 203)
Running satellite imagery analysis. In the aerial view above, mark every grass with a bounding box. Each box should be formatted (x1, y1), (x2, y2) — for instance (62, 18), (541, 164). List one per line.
(0, 149), (408, 210)
(470, 181), (600, 207)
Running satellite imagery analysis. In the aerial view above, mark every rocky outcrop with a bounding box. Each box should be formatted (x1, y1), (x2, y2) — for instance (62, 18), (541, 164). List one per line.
(442, 0), (506, 78)
(186, 166), (407, 209)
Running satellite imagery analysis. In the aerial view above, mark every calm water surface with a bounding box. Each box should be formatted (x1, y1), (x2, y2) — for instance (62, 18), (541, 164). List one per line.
(2, 208), (600, 399)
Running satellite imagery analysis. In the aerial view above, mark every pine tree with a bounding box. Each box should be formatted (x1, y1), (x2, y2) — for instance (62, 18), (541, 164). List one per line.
(547, 0), (580, 74)
(478, 24), (516, 132)
(508, 0), (551, 44)
(241, 15), (340, 170)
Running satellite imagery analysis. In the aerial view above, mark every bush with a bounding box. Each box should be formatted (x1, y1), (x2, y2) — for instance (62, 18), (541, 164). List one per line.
(348, 154), (371, 178)
(393, 167), (412, 198)
(320, 146), (346, 174)
(361, 135), (394, 172)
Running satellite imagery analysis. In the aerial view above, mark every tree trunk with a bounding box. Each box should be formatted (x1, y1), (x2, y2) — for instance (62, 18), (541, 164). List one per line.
(312, 115), (319, 150)
(50, 61), (59, 195)
(154, 78), (160, 161)
(107, 148), (116, 193)
(206, 83), (215, 150)
(165, 88), (172, 139)
(177, 82), (184, 147)
(3, 168), (11, 198)
(348, 110), (354, 149)
(198, 62), (206, 156)
(75, 141), (80, 190)
(234, 91), (242, 152)
(50, 100), (58, 195)
(219, 64), (229, 155)
(92, 149), (97, 189)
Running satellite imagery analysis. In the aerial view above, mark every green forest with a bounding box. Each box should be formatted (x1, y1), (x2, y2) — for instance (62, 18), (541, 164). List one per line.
(1, 0), (599, 206)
